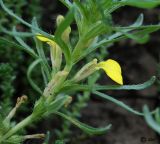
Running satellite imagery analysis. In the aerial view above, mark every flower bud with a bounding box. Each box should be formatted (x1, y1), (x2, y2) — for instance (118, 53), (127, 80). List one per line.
(72, 59), (98, 82)
(56, 15), (71, 43)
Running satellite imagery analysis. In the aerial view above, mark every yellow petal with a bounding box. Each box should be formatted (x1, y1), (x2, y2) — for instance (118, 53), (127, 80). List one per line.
(98, 59), (123, 85)
(36, 34), (56, 45)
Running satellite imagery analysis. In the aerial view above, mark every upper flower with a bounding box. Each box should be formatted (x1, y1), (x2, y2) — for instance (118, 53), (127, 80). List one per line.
(97, 59), (123, 85)
(73, 58), (123, 85)
(36, 34), (62, 71)
(36, 34), (56, 45)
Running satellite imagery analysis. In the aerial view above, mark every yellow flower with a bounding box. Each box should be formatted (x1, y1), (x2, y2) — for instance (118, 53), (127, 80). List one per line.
(36, 34), (56, 45)
(97, 59), (123, 85)
(36, 34), (62, 71)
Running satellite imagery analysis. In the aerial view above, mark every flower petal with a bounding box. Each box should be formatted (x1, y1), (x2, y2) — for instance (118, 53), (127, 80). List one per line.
(36, 34), (56, 45)
(98, 59), (123, 85)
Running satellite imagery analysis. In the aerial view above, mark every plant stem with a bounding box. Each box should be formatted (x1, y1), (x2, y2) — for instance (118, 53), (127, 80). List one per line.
(0, 114), (34, 143)
(0, 63), (73, 142)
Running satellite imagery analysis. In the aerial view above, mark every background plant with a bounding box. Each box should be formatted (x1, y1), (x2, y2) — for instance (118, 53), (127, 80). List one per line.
(0, 0), (42, 117)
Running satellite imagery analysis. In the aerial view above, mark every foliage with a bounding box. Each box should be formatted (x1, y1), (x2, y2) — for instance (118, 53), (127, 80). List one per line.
(142, 62), (160, 134)
(143, 106), (160, 134)
(0, 63), (15, 115)
(0, 0), (160, 143)
(0, 0), (42, 118)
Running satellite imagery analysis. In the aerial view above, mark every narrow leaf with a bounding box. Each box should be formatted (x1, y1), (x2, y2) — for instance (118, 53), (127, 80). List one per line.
(46, 95), (71, 115)
(0, 37), (38, 58)
(155, 108), (160, 124)
(31, 17), (51, 81)
(94, 76), (156, 91)
(115, 28), (150, 44)
(55, 111), (112, 135)
(61, 76), (156, 93)
(132, 14), (144, 27)
(93, 91), (144, 116)
(27, 59), (43, 94)
(0, 0), (54, 41)
(121, 0), (160, 9)
(143, 105), (160, 134)
(0, 25), (33, 37)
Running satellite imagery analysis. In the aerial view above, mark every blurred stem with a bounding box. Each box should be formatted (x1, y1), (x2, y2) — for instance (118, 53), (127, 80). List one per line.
(0, 114), (34, 142)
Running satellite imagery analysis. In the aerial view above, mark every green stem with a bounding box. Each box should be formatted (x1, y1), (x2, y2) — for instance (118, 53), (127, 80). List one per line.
(0, 114), (34, 143)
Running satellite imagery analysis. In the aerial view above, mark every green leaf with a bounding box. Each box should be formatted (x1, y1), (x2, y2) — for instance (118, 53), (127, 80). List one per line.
(3, 135), (23, 144)
(46, 95), (71, 115)
(73, 0), (88, 32)
(0, 37), (38, 58)
(81, 24), (160, 61)
(94, 76), (156, 91)
(143, 105), (160, 134)
(107, 14), (144, 41)
(27, 59), (43, 94)
(132, 13), (144, 27)
(33, 95), (71, 118)
(54, 7), (74, 64)
(31, 17), (51, 81)
(55, 111), (112, 135)
(0, 24), (33, 37)
(61, 76), (156, 93)
(0, 0), (31, 28)
(155, 108), (160, 124)
(84, 22), (111, 40)
(93, 91), (144, 116)
(13, 28), (33, 49)
(115, 28), (150, 44)
(120, 0), (160, 9)
(59, 0), (72, 8)
(0, 0), (54, 41)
